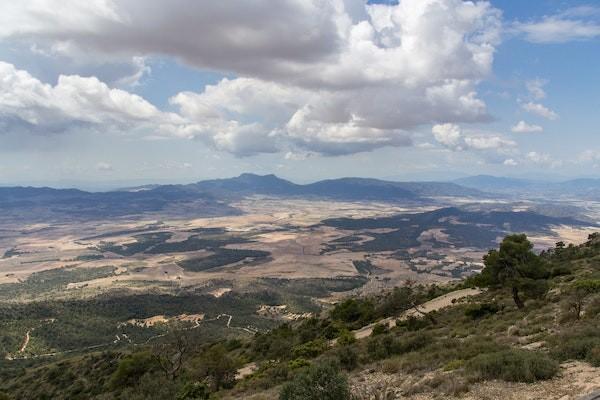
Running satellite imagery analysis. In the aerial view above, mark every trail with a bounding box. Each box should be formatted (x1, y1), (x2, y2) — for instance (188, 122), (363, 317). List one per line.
(19, 330), (31, 353)
(337, 288), (481, 342)
(235, 288), (482, 380)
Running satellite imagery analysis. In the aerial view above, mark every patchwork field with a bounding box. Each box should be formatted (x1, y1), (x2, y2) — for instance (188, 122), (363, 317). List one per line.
(0, 195), (597, 361)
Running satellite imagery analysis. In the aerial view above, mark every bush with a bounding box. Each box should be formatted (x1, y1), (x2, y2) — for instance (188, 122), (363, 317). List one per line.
(466, 349), (558, 382)
(398, 315), (430, 331)
(330, 299), (375, 328)
(464, 303), (500, 319)
(367, 333), (432, 361)
(177, 382), (210, 400)
(550, 326), (600, 366)
(335, 345), (358, 371)
(550, 265), (571, 277)
(288, 358), (310, 370)
(371, 323), (388, 336)
(292, 339), (328, 359)
(336, 330), (356, 346)
(110, 351), (157, 389)
(279, 362), (350, 400)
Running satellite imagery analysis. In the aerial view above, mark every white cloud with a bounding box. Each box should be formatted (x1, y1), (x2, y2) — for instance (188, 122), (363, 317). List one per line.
(521, 102), (558, 120)
(525, 79), (547, 100)
(432, 123), (463, 150)
(0, 61), (167, 134)
(0, 0), (503, 157)
(578, 150), (600, 165)
(526, 151), (550, 164)
(513, 7), (600, 43)
(511, 120), (543, 133)
(503, 158), (518, 166)
(0, 0), (501, 89)
(464, 135), (516, 150)
(431, 123), (516, 153)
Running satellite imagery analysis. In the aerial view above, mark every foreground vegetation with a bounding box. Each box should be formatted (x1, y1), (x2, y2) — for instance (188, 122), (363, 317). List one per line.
(0, 234), (599, 399)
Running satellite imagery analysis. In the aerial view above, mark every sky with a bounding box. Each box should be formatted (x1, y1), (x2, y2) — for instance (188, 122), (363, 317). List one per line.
(0, 0), (599, 189)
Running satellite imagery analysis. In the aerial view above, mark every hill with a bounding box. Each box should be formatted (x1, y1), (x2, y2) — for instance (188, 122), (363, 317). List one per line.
(455, 175), (600, 199)
(1, 233), (598, 399)
(0, 185), (238, 222)
(0, 174), (488, 222)
(192, 173), (486, 201)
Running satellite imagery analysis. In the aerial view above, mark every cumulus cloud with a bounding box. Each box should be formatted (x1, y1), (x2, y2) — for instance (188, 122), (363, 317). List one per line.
(0, 0), (503, 157)
(513, 7), (600, 43)
(525, 151), (561, 167)
(0, 61), (169, 135)
(521, 102), (558, 120)
(503, 158), (518, 166)
(511, 120), (543, 133)
(431, 123), (516, 153)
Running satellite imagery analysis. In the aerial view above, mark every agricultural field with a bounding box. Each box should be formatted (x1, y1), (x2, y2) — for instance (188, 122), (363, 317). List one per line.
(0, 193), (597, 364)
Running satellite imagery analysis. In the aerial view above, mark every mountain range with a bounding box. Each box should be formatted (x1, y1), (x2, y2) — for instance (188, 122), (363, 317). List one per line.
(4, 173), (600, 222)
(455, 175), (600, 199)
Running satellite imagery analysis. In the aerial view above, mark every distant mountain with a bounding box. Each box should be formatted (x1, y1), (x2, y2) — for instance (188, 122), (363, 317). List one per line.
(0, 174), (489, 222)
(0, 185), (238, 222)
(454, 175), (535, 191)
(192, 173), (485, 201)
(454, 175), (600, 199)
(194, 173), (300, 196)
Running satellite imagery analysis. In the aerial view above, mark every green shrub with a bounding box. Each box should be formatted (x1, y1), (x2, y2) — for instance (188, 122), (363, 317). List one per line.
(110, 351), (157, 389)
(292, 339), (328, 359)
(367, 333), (432, 361)
(330, 298), (375, 328)
(398, 315), (430, 331)
(279, 362), (350, 400)
(443, 359), (465, 371)
(336, 329), (356, 346)
(335, 345), (358, 371)
(177, 382), (210, 400)
(466, 349), (558, 382)
(550, 265), (571, 277)
(288, 358), (310, 370)
(550, 330), (600, 366)
(371, 323), (388, 336)
(464, 302), (500, 319)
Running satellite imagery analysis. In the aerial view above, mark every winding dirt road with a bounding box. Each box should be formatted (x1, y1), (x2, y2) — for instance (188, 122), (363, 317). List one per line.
(339, 287), (481, 342)
(19, 330), (31, 353)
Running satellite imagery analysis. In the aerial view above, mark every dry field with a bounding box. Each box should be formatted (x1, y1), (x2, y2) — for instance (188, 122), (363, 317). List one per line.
(0, 197), (595, 299)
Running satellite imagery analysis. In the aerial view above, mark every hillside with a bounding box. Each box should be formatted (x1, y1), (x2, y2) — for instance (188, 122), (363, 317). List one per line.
(0, 185), (239, 222)
(193, 174), (486, 201)
(455, 175), (600, 200)
(1, 233), (598, 399)
(0, 174), (487, 222)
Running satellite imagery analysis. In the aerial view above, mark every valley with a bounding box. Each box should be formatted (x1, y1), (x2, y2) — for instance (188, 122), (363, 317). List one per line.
(0, 175), (598, 366)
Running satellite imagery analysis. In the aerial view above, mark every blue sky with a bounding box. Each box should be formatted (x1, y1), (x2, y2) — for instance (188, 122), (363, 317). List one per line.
(0, 0), (599, 188)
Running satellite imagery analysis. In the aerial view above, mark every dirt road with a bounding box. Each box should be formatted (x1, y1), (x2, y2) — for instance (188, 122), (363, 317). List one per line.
(19, 330), (31, 353)
(345, 287), (481, 341)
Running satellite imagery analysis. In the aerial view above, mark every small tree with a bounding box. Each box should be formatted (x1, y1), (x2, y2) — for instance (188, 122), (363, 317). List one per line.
(479, 234), (549, 309)
(404, 280), (437, 324)
(567, 279), (600, 319)
(152, 326), (191, 380)
(201, 344), (237, 390)
(279, 362), (350, 400)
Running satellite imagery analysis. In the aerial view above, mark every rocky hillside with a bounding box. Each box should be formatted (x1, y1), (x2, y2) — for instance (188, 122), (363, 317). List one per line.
(1, 234), (599, 400)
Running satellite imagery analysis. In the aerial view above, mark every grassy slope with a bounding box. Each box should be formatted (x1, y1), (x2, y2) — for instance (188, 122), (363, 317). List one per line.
(0, 235), (599, 399)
